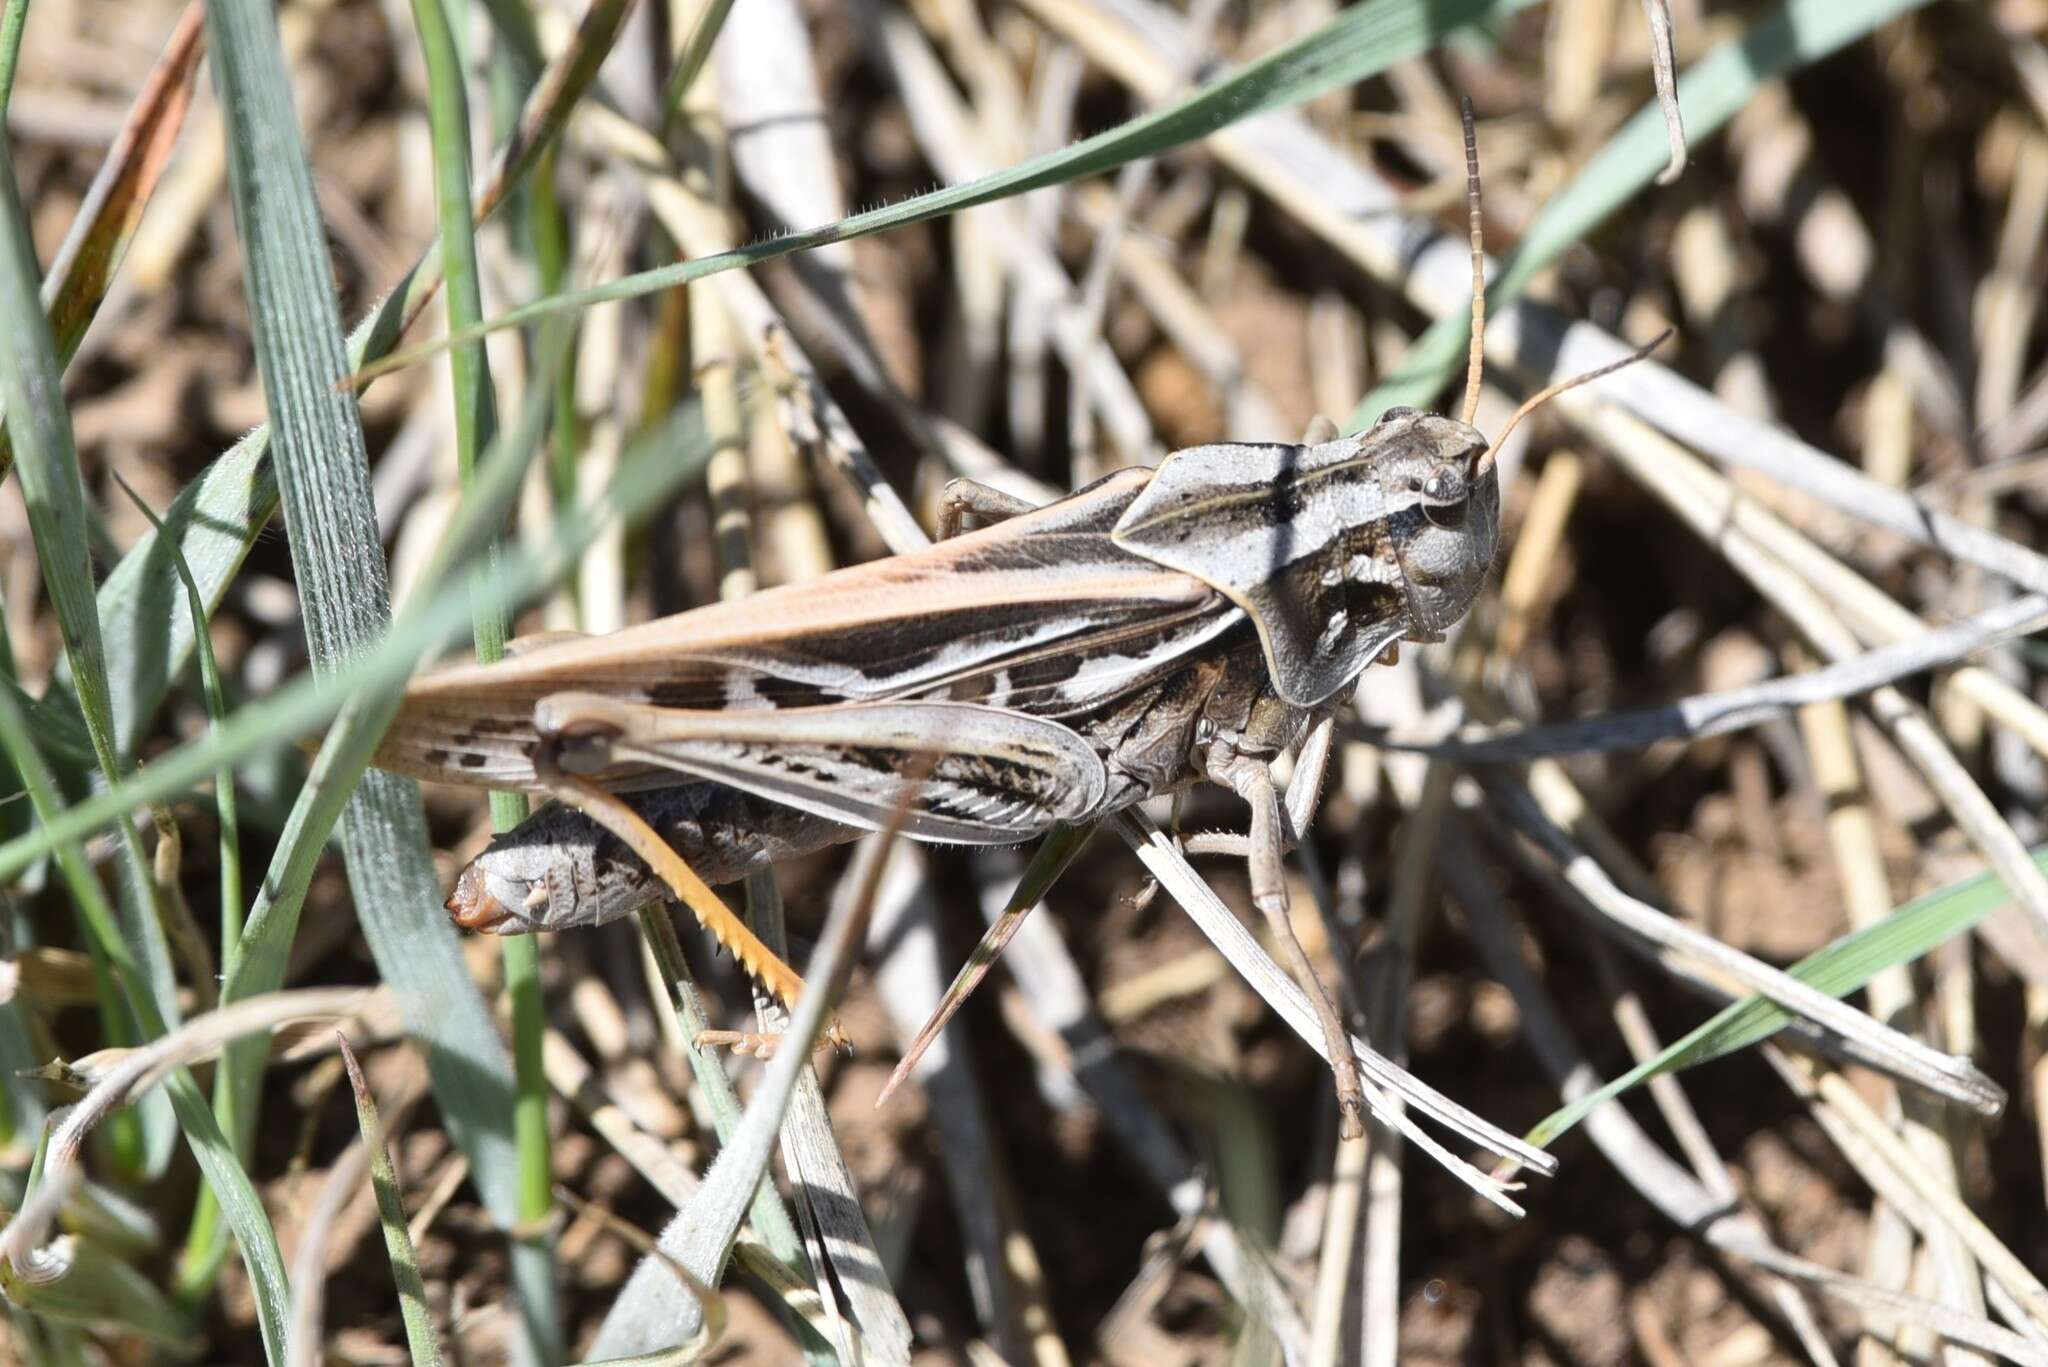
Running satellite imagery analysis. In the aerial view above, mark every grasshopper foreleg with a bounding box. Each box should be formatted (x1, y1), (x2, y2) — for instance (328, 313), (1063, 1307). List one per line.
(1184, 712), (1335, 860)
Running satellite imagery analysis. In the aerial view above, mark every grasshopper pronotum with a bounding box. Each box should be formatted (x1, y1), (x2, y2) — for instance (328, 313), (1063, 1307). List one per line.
(372, 102), (1660, 1135)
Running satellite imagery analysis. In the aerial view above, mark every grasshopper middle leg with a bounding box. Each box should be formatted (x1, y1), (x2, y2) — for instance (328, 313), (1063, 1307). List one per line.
(936, 477), (1041, 539)
(1196, 717), (1359, 1147)
(1209, 726), (1364, 1140)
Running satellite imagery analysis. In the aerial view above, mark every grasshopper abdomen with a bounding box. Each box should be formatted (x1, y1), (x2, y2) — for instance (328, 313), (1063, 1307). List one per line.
(449, 781), (861, 933)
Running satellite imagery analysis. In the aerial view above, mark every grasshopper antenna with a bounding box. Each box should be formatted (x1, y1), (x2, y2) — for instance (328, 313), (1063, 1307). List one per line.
(1484, 328), (1675, 463)
(1460, 96), (1485, 427)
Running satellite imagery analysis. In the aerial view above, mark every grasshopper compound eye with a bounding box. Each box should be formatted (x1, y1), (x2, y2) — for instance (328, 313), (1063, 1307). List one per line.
(1422, 468), (1464, 505)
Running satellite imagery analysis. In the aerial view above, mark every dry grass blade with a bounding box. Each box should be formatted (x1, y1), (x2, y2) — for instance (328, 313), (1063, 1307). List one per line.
(1570, 402), (2048, 962)
(1113, 810), (1553, 1201)
(1482, 774), (2004, 1114)
(1766, 1049), (2048, 1340)
(1449, 822), (1840, 1358)
(557, 1189), (727, 1366)
(1459, 95), (1486, 427)
(1370, 596), (2048, 761)
(587, 814), (907, 1358)
(881, 821), (1093, 1104)
(0, 2), (203, 482)
(1639, 0), (1686, 182)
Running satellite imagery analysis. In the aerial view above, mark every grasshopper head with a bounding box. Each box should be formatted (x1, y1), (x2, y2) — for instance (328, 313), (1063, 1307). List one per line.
(1112, 89), (1651, 711)
(1364, 408), (1499, 636)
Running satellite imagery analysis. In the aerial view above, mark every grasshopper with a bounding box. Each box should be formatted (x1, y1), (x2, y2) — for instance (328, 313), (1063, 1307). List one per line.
(371, 106), (1656, 1134)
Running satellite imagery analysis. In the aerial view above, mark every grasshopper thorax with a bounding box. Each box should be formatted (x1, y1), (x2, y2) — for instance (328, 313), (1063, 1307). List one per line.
(1109, 409), (1496, 709)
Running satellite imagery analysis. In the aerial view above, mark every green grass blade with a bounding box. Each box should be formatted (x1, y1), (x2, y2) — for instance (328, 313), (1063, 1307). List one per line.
(661, 0), (738, 123)
(0, 690), (142, 1022)
(413, 0), (499, 494)
(338, 1038), (444, 1366)
(405, 0), (554, 1351)
(1351, 0), (1932, 423)
(107, 474), (250, 1301)
(0, 589), (97, 1158)
(0, 999), (43, 1150)
(0, 678), (90, 767)
(200, 3), (542, 1355)
(361, 0), (1544, 382)
(1526, 845), (2048, 1148)
(97, 432), (274, 759)
(0, 91), (182, 1181)
(0, 0), (26, 116)
(106, 478), (241, 957)
(473, 0), (545, 87)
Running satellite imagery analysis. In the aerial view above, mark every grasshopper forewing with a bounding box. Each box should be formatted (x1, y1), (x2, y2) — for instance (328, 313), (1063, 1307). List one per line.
(375, 466), (1227, 795)
(372, 100), (1664, 1137)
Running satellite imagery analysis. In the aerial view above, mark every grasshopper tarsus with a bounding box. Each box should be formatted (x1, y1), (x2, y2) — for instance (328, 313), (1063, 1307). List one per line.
(697, 1026), (849, 1059)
